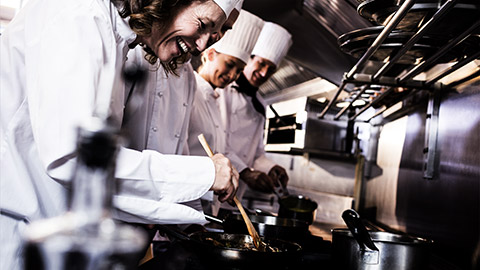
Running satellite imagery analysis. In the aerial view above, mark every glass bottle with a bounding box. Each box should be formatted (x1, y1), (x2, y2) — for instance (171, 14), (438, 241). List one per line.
(23, 118), (147, 270)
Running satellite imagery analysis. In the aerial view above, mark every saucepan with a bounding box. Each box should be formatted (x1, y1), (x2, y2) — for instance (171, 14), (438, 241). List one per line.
(331, 209), (432, 270)
(205, 213), (310, 243)
(157, 225), (302, 269)
(273, 181), (318, 225)
(277, 194), (318, 225)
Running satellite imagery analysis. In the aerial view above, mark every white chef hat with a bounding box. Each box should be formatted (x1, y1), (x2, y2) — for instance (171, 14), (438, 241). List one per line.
(211, 10), (264, 64)
(251, 22), (292, 66)
(234, 0), (244, 11)
(213, 0), (241, 17)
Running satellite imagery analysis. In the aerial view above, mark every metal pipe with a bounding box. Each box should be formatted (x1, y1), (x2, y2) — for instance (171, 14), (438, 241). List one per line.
(373, 0), (458, 80)
(426, 50), (480, 86)
(349, 87), (396, 121)
(319, 0), (415, 118)
(400, 20), (480, 82)
(345, 74), (436, 90)
(346, 0), (416, 79)
(447, 69), (480, 89)
(365, 107), (387, 122)
(335, 85), (369, 120)
(318, 80), (347, 118)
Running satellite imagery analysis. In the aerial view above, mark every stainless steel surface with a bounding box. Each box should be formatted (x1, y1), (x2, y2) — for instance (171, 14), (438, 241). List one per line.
(363, 81), (480, 268)
(423, 94), (440, 179)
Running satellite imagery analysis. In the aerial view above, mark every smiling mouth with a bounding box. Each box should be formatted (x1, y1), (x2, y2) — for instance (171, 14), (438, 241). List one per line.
(176, 37), (189, 55)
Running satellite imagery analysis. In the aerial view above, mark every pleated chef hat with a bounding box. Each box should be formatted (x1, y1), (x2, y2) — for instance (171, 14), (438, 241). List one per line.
(234, 0), (244, 11)
(251, 22), (292, 66)
(211, 10), (264, 64)
(213, 0), (241, 17)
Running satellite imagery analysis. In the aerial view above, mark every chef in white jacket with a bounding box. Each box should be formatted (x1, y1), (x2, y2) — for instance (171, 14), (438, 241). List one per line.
(187, 10), (264, 214)
(219, 22), (293, 203)
(121, 1), (245, 215)
(188, 10), (264, 156)
(0, 0), (240, 268)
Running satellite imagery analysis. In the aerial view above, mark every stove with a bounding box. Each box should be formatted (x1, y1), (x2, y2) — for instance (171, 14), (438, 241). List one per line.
(138, 233), (333, 270)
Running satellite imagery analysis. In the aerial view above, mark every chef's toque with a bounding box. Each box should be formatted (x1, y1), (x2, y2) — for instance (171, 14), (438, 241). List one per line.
(213, 0), (241, 17)
(211, 10), (264, 64)
(251, 22), (292, 66)
(234, 0), (244, 11)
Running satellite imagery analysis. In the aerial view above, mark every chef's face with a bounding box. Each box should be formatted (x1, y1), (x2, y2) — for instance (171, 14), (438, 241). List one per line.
(142, 1), (226, 63)
(202, 49), (245, 88)
(219, 8), (239, 38)
(243, 56), (277, 88)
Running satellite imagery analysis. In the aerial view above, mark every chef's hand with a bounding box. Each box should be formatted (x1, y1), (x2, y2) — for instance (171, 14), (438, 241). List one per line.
(240, 168), (275, 193)
(268, 165), (289, 189)
(210, 154), (239, 202)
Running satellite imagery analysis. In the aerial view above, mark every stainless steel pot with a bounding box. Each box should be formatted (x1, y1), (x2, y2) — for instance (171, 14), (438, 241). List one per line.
(332, 209), (433, 270)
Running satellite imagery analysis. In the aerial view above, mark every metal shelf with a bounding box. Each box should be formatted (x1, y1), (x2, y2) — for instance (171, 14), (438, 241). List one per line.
(318, 0), (480, 122)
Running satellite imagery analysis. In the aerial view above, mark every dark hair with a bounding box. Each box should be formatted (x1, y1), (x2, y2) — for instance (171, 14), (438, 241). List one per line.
(116, 0), (205, 73)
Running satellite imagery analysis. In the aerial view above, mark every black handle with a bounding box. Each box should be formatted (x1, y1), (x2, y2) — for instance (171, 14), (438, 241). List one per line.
(156, 225), (192, 242)
(341, 209), (378, 251)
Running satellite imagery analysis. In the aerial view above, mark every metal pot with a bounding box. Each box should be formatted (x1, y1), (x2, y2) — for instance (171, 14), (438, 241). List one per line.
(332, 209), (432, 270)
(157, 225), (302, 269)
(278, 195), (318, 225)
(205, 213), (310, 243)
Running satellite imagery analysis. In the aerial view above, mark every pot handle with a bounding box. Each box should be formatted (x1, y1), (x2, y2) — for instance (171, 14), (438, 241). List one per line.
(157, 225), (192, 242)
(204, 214), (225, 225)
(342, 209), (379, 265)
(342, 209), (379, 251)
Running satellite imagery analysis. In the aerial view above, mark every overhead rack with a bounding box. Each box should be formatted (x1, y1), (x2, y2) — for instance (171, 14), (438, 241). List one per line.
(318, 0), (480, 122)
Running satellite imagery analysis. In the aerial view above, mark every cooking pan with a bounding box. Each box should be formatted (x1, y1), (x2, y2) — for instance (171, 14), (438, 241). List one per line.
(331, 209), (432, 270)
(157, 225), (302, 269)
(205, 213), (310, 243)
(278, 194), (318, 225)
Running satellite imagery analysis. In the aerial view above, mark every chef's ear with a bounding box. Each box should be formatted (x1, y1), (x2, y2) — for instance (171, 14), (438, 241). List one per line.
(205, 48), (217, 62)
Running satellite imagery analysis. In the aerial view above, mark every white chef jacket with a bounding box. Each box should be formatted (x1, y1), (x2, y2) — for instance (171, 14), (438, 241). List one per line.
(122, 47), (196, 156)
(219, 83), (276, 200)
(187, 72), (228, 157)
(121, 47), (204, 212)
(0, 0), (214, 269)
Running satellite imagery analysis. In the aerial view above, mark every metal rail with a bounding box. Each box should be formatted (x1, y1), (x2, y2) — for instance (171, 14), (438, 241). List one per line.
(317, 0), (416, 118)
(348, 18), (480, 121)
(334, 85), (368, 120)
(373, 0), (458, 80)
(426, 50), (480, 86)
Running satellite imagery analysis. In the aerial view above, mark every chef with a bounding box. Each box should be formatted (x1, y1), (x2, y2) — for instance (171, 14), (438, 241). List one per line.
(219, 22), (293, 208)
(0, 0), (240, 269)
(187, 10), (264, 214)
(121, 0), (244, 216)
(121, 0), (244, 158)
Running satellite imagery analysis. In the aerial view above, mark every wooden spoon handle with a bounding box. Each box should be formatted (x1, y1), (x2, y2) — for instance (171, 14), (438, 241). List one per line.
(233, 196), (262, 249)
(197, 134), (264, 250)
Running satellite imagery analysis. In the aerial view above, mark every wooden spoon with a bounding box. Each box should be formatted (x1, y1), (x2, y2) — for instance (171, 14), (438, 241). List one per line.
(197, 134), (266, 251)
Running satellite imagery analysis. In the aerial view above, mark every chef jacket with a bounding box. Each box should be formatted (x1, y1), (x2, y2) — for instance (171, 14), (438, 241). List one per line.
(219, 83), (277, 200)
(122, 47), (195, 156)
(187, 72), (228, 156)
(121, 47), (204, 212)
(0, 0), (214, 268)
